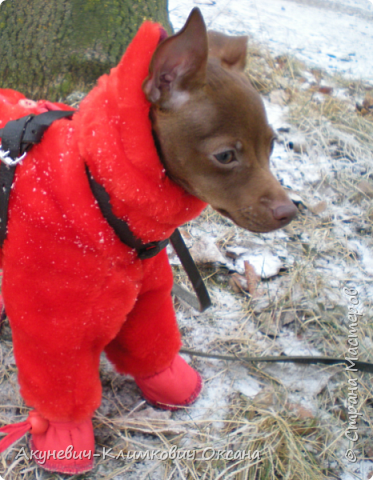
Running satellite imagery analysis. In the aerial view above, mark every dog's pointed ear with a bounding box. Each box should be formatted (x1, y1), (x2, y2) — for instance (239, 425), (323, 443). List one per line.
(207, 31), (248, 71)
(143, 8), (208, 108)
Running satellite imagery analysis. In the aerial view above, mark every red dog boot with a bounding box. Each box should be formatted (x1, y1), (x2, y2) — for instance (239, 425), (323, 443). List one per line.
(30, 416), (95, 474)
(0, 411), (94, 474)
(135, 355), (202, 410)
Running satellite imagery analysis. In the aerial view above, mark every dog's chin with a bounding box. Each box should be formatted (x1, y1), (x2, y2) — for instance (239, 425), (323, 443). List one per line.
(214, 207), (288, 234)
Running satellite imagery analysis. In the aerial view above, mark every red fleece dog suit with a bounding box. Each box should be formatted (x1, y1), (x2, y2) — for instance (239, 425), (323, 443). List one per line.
(0, 22), (206, 473)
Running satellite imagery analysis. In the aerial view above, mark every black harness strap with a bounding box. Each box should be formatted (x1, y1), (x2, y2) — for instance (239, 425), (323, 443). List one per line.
(86, 166), (169, 260)
(0, 110), (75, 246)
(0, 165), (16, 247)
(0, 110), (76, 159)
(0, 111), (212, 312)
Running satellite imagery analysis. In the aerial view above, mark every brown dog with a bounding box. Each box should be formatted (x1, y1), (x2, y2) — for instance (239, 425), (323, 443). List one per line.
(144, 9), (297, 232)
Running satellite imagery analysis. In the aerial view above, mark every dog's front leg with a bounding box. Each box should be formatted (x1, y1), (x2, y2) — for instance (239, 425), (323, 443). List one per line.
(105, 249), (202, 410)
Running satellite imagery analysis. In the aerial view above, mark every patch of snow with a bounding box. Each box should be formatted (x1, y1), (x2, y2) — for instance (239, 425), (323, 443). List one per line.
(234, 368), (262, 398)
(235, 248), (283, 278)
(169, 0), (373, 82)
(348, 240), (373, 276)
(277, 332), (322, 357)
(264, 100), (290, 131)
(340, 460), (373, 480)
(175, 360), (232, 428)
(264, 362), (339, 396)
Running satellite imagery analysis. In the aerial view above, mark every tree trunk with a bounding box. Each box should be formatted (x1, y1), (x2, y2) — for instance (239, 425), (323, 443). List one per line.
(0, 0), (172, 102)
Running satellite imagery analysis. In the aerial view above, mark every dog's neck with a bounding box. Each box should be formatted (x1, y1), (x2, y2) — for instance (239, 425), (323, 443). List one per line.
(76, 22), (206, 243)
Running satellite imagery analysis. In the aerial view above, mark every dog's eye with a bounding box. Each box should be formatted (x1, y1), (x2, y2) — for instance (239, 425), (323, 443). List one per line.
(214, 150), (236, 164)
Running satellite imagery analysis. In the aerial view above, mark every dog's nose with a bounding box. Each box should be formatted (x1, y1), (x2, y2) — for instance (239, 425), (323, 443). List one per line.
(271, 203), (298, 224)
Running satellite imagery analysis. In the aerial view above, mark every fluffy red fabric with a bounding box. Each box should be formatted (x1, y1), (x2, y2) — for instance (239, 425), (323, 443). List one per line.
(0, 21), (206, 423)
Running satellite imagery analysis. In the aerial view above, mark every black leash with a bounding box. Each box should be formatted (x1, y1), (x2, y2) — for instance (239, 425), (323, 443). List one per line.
(170, 229), (211, 312)
(0, 110), (211, 312)
(180, 347), (373, 374)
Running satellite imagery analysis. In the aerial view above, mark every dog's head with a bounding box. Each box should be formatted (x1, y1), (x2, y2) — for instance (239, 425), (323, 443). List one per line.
(143, 8), (297, 233)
